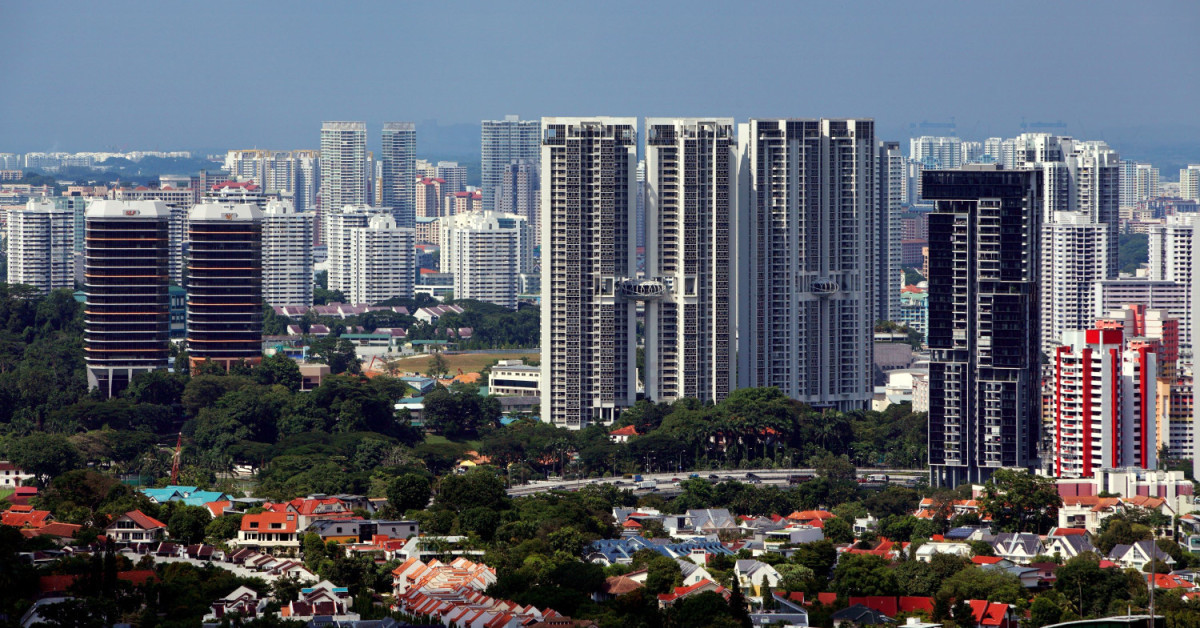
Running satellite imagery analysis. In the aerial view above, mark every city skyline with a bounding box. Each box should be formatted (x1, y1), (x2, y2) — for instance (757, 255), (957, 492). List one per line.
(2, 2), (1198, 162)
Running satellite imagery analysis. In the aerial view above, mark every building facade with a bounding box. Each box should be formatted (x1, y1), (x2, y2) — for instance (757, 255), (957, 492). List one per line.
(923, 166), (1042, 487)
(380, 122), (416, 229)
(539, 118), (638, 428)
(6, 199), (74, 293)
(909, 136), (963, 170)
(1180, 164), (1200, 202)
(187, 202), (263, 369)
(1147, 214), (1199, 363)
(1041, 215), (1110, 354)
(481, 115), (540, 211)
(643, 118), (736, 404)
(320, 122), (369, 245)
(494, 160), (539, 240)
(736, 118), (875, 411)
(347, 214), (415, 304)
(440, 210), (532, 309)
(84, 200), (172, 396)
(1049, 328), (1158, 478)
(261, 199), (314, 307)
(877, 141), (905, 322)
(326, 205), (386, 294)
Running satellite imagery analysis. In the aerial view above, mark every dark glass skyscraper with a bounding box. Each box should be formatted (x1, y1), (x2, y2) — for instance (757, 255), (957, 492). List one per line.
(923, 165), (1043, 488)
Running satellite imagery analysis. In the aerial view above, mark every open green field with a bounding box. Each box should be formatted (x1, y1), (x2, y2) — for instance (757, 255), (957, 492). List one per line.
(394, 351), (538, 375)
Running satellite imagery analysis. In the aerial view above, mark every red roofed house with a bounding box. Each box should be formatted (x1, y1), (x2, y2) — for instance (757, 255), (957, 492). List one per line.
(106, 511), (166, 545)
(656, 580), (728, 608)
(237, 512), (300, 551)
(609, 425), (639, 443)
(1, 505), (52, 528)
(967, 600), (1018, 628)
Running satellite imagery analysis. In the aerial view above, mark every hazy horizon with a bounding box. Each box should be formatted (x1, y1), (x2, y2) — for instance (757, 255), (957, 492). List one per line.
(3, 1), (1198, 166)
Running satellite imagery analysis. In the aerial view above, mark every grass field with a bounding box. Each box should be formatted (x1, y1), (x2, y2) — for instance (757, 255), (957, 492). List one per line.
(392, 351), (538, 376)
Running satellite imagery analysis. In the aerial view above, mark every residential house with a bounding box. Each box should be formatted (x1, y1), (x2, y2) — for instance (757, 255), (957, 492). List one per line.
(686, 509), (738, 535)
(1109, 540), (1176, 571)
(734, 560), (782, 598)
(0, 461), (33, 488)
(1043, 532), (1096, 561)
(656, 580), (729, 609)
(914, 542), (972, 562)
(2, 505), (52, 528)
(237, 512), (300, 551)
(750, 592), (810, 628)
(106, 510), (166, 545)
(609, 425), (639, 444)
(966, 601), (1018, 628)
(307, 518), (419, 543)
(989, 533), (1043, 564)
(414, 304), (464, 325)
(676, 559), (713, 587)
(203, 586), (267, 623)
(832, 604), (894, 627)
(280, 580), (357, 621)
(140, 485), (230, 507)
(392, 557), (497, 596)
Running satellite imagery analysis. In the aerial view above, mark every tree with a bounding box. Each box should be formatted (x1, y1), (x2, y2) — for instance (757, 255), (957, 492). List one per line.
(427, 352), (449, 378)
(310, 336), (360, 374)
(893, 559), (938, 597)
(386, 473), (432, 514)
(775, 563), (815, 592)
(205, 513), (243, 541)
(8, 432), (81, 483)
(1054, 553), (1143, 619)
(256, 352), (302, 391)
(167, 505), (212, 544)
(823, 517), (854, 544)
(937, 565), (1023, 604)
(643, 555), (682, 595)
(1094, 518), (1152, 554)
(793, 540), (838, 579)
(832, 554), (899, 598)
(977, 469), (1062, 533)
(435, 469), (508, 513)
(422, 384), (501, 439)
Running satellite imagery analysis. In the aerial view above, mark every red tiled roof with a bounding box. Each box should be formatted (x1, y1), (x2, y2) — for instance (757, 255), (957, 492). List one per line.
(1, 508), (51, 528)
(241, 511), (298, 533)
(609, 425), (639, 437)
(971, 556), (1003, 565)
(20, 522), (81, 539)
(969, 600), (1011, 626)
(124, 510), (167, 530)
(816, 592), (838, 606)
(849, 596), (898, 617)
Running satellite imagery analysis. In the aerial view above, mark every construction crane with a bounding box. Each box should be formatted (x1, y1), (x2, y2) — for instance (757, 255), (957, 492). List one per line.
(169, 432), (182, 484)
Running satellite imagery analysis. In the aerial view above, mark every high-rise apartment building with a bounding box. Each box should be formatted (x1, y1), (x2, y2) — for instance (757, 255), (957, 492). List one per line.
(1119, 159), (1139, 209)
(444, 191), (482, 215)
(1136, 163), (1160, 202)
(736, 119), (875, 411)
(636, 159), (647, 252)
(187, 202), (263, 370)
(347, 214), (415, 304)
(924, 166), (1042, 487)
(380, 122), (416, 229)
(1180, 164), (1200, 202)
(1147, 214), (1199, 363)
(909, 136), (963, 169)
(495, 160), (538, 239)
(440, 210), (532, 309)
(320, 121), (369, 244)
(6, 199), (74, 293)
(481, 115), (540, 211)
(415, 177), (444, 218)
(84, 200), (171, 397)
(320, 122), (369, 210)
(326, 205), (387, 294)
(1095, 278), (1194, 361)
(436, 161), (467, 194)
(539, 117), (638, 428)
(261, 199), (314, 307)
(1049, 328), (1158, 478)
(1041, 215), (1110, 354)
(644, 118), (736, 404)
(222, 149), (320, 212)
(113, 185), (195, 285)
(877, 141), (905, 322)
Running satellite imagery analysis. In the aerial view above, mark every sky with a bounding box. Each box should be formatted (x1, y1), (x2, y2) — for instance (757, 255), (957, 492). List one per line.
(2, 0), (1198, 160)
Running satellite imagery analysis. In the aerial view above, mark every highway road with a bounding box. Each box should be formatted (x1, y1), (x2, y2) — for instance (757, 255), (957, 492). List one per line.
(505, 467), (928, 497)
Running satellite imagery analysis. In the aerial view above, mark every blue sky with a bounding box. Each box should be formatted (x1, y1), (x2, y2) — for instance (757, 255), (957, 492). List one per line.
(2, 0), (1197, 158)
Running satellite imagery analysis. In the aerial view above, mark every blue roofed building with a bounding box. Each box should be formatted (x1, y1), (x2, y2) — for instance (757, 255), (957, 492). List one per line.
(140, 485), (231, 507)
